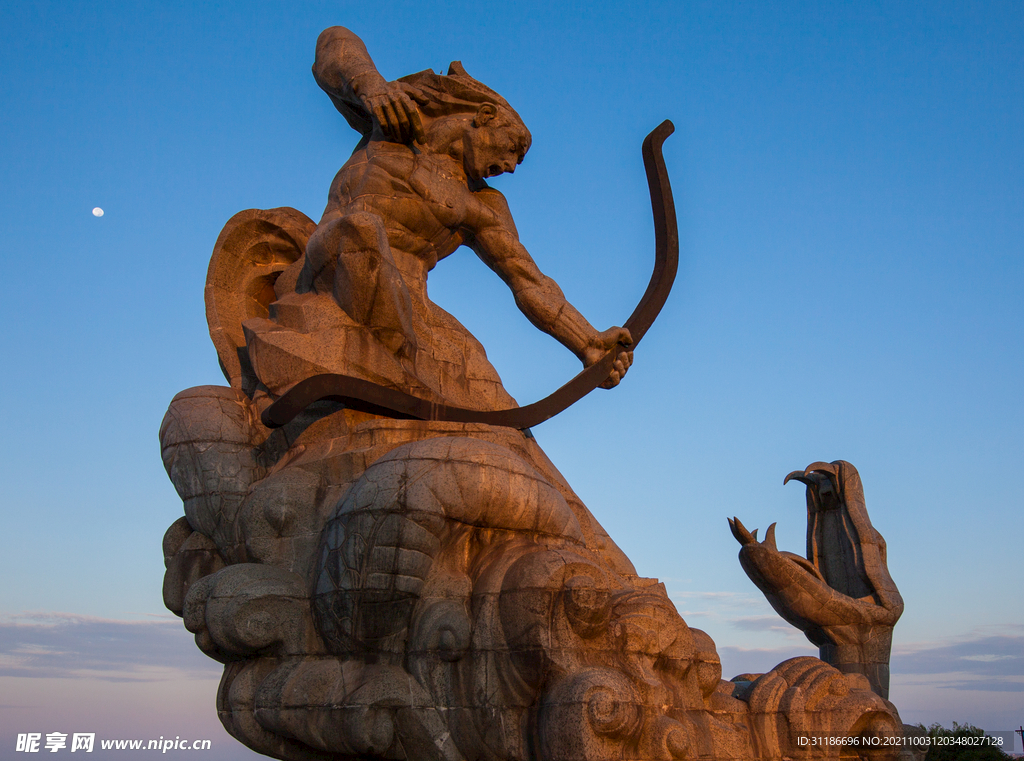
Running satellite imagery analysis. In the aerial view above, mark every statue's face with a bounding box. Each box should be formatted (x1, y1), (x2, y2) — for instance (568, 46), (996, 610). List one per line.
(463, 117), (530, 181)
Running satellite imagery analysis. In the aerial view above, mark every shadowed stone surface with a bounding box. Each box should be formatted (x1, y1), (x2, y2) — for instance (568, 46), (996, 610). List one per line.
(161, 25), (908, 761)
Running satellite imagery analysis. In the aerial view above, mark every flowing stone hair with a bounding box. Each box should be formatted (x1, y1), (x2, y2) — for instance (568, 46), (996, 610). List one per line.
(400, 62), (532, 155)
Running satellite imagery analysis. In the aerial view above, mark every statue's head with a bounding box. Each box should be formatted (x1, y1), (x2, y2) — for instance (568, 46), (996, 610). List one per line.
(461, 101), (531, 180)
(400, 62), (532, 179)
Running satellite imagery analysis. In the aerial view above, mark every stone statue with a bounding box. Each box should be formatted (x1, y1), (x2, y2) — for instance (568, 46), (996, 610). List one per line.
(161, 26), (909, 761)
(729, 460), (904, 700)
(235, 26), (631, 414)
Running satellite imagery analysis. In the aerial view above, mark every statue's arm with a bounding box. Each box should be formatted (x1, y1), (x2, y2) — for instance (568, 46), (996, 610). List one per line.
(313, 26), (423, 143)
(470, 190), (633, 387)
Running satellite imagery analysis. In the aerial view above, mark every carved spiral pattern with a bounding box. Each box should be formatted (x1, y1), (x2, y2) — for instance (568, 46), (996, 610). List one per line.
(538, 668), (644, 760)
(586, 688), (641, 739)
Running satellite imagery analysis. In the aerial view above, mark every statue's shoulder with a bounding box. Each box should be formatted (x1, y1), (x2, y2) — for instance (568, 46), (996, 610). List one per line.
(470, 185), (516, 228)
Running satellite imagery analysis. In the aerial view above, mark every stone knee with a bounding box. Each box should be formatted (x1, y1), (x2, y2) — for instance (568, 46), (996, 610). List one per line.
(300, 212), (417, 356)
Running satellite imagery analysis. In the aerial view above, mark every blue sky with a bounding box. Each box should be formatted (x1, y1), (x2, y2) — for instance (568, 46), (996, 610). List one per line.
(1, 1), (1021, 756)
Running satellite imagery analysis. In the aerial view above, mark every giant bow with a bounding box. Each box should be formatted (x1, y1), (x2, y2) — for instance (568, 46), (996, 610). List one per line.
(262, 121), (678, 430)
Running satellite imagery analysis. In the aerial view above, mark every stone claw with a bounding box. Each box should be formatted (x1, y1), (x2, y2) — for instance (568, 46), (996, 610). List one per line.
(728, 516), (755, 546)
(733, 460), (904, 700)
(786, 461), (843, 506)
(785, 462), (837, 487)
(729, 517), (779, 551)
(803, 461), (837, 477)
(782, 469), (810, 486)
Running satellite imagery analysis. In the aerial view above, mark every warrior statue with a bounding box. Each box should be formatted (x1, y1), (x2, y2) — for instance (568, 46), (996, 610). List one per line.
(160, 26), (911, 761)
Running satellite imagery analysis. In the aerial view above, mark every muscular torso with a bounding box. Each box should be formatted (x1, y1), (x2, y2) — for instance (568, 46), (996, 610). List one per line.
(322, 140), (500, 273)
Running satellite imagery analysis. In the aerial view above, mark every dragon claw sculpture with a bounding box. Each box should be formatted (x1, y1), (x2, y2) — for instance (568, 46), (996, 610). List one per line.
(730, 460), (904, 700)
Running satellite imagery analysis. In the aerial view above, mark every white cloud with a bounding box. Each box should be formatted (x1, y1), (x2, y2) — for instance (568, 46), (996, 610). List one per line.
(0, 612), (261, 759)
(892, 629), (1024, 683)
(0, 612), (209, 682)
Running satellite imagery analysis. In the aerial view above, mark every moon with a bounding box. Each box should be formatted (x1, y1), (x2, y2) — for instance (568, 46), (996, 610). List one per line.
(92, 207), (104, 217)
